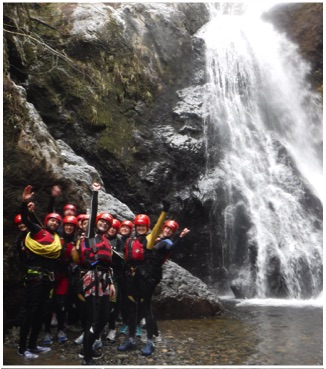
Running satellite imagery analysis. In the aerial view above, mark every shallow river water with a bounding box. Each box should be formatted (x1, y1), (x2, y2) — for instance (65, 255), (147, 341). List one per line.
(3, 297), (323, 367)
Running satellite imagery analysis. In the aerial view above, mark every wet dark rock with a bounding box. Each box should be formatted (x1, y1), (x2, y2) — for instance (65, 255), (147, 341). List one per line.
(230, 279), (256, 299)
(153, 261), (224, 319)
(263, 3), (323, 92)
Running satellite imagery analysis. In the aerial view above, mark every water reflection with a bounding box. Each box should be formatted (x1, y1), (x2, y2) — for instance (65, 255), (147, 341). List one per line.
(3, 299), (322, 366)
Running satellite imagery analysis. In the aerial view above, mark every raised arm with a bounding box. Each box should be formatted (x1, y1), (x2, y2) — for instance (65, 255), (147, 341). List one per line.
(47, 185), (62, 213)
(21, 185), (42, 234)
(85, 182), (101, 239)
(146, 201), (170, 249)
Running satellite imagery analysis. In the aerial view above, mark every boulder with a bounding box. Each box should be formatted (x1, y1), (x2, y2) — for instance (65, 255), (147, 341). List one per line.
(152, 261), (224, 319)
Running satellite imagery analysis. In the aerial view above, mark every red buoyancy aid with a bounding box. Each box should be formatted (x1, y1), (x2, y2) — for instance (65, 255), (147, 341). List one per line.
(33, 229), (57, 244)
(125, 237), (145, 262)
(79, 234), (112, 267)
(60, 239), (74, 263)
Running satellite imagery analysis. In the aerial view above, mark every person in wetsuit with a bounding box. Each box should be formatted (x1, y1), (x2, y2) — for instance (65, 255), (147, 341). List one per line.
(117, 202), (169, 356)
(146, 220), (190, 341)
(43, 215), (79, 344)
(17, 185), (62, 359)
(116, 220), (133, 336)
(105, 219), (124, 342)
(72, 182), (115, 365)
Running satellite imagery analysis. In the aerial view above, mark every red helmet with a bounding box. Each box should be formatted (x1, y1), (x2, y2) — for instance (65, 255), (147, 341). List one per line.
(77, 214), (86, 221)
(120, 220), (133, 230)
(111, 219), (121, 229)
(44, 213), (62, 226)
(63, 204), (76, 213)
(134, 214), (150, 228)
(63, 215), (78, 227)
(81, 214), (90, 227)
(96, 212), (113, 226)
(164, 220), (179, 232)
(14, 214), (22, 224)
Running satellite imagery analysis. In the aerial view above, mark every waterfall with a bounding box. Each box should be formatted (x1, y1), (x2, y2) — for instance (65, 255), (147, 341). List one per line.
(196, 4), (323, 298)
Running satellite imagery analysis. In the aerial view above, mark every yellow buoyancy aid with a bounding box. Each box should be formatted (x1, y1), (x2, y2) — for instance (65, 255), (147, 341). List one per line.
(25, 232), (62, 259)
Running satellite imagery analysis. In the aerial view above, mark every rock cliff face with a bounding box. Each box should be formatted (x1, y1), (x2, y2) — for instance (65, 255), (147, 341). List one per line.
(3, 2), (212, 326)
(3, 3), (322, 323)
(263, 3), (323, 93)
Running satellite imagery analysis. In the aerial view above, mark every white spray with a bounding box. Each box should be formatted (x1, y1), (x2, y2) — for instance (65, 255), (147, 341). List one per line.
(197, 4), (323, 298)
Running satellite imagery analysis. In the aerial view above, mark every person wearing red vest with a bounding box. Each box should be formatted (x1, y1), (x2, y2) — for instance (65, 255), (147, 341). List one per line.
(43, 215), (79, 345)
(115, 220), (134, 336)
(117, 202), (169, 356)
(72, 182), (115, 365)
(105, 218), (125, 342)
(17, 185), (62, 359)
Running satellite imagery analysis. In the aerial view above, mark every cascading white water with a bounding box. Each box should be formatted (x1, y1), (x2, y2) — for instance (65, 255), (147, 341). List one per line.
(196, 4), (323, 298)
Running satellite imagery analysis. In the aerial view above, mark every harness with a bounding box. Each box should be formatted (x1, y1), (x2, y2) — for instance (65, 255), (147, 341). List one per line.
(77, 235), (114, 299)
(25, 266), (56, 282)
(82, 265), (113, 296)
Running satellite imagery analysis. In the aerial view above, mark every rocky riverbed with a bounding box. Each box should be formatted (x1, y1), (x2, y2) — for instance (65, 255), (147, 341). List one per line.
(3, 299), (323, 366)
(3, 314), (255, 366)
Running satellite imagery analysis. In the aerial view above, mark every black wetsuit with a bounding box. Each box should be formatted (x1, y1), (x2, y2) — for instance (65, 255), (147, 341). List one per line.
(107, 235), (125, 331)
(78, 190), (113, 364)
(124, 234), (157, 340)
(18, 202), (60, 353)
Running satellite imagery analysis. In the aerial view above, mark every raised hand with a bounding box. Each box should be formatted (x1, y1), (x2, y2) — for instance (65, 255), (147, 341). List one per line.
(22, 185), (35, 203)
(51, 185), (62, 197)
(180, 228), (190, 238)
(27, 202), (35, 213)
(92, 182), (101, 192)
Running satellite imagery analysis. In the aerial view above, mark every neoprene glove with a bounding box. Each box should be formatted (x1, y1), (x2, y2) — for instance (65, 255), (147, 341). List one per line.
(162, 200), (170, 212)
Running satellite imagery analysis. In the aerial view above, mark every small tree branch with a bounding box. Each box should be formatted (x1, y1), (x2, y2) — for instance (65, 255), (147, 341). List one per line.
(29, 16), (58, 31)
(4, 28), (97, 85)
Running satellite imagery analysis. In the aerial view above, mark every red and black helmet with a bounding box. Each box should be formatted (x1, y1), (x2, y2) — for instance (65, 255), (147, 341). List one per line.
(120, 220), (133, 230)
(77, 214), (86, 222)
(96, 212), (113, 226)
(63, 204), (76, 213)
(44, 213), (62, 226)
(111, 219), (121, 229)
(14, 214), (22, 225)
(163, 220), (179, 232)
(63, 215), (78, 227)
(134, 214), (150, 228)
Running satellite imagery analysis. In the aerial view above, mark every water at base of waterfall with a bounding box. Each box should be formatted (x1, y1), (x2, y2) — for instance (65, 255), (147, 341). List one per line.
(3, 298), (322, 366)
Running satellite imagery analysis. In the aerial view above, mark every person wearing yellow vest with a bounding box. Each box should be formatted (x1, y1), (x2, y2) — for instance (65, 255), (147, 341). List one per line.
(17, 185), (62, 359)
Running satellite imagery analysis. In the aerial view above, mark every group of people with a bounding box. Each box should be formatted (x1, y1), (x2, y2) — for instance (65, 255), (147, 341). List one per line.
(14, 183), (190, 365)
